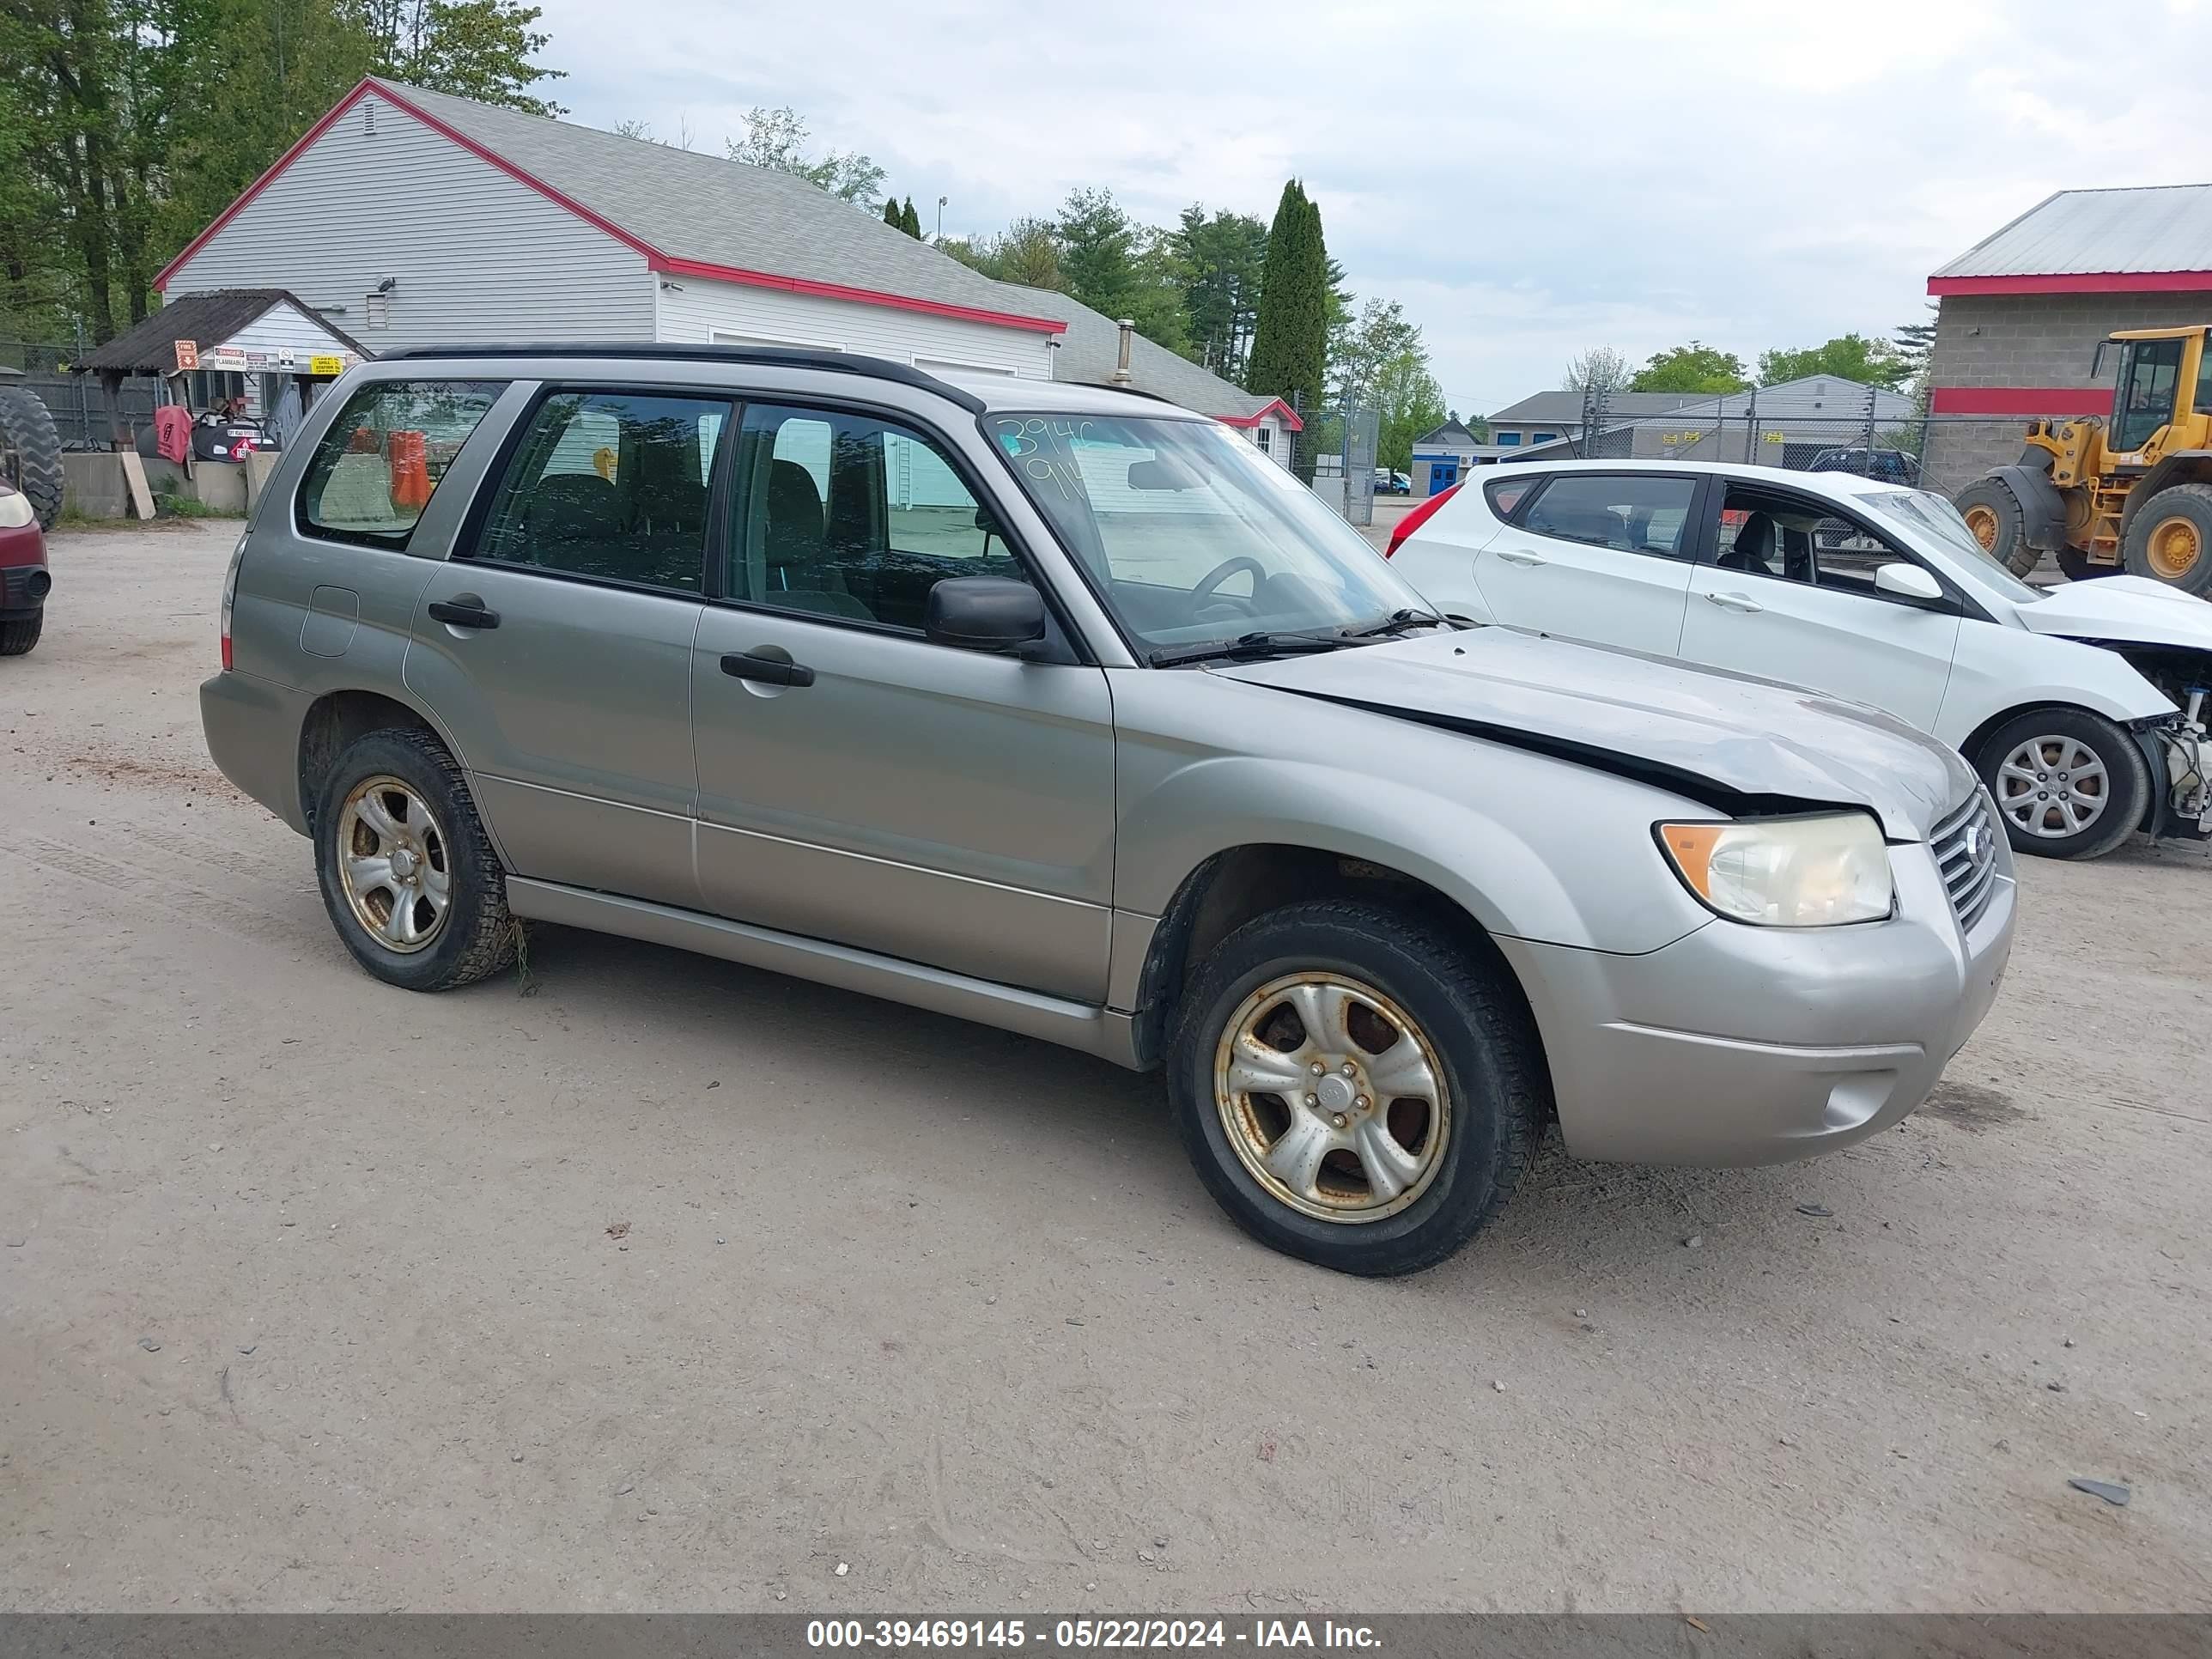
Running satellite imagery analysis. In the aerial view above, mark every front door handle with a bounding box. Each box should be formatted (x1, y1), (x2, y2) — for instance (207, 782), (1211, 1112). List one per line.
(720, 652), (816, 688)
(1492, 547), (1549, 567)
(1705, 590), (1764, 614)
(428, 599), (501, 629)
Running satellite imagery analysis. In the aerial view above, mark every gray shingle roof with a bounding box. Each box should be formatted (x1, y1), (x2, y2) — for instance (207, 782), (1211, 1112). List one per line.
(980, 283), (1282, 422)
(1933, 184), (2212, 280)
(381, 80), (1063, 330)
(1486, 390), (1705, 425)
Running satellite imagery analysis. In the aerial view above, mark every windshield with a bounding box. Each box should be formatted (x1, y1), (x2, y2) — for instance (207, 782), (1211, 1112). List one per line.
(1863, 489), (2045, 605)
(987, 412), (1432, 655)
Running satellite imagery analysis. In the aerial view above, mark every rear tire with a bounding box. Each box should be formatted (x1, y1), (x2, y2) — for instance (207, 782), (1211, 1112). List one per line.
(2121, 483), (2212, 596)
(1166, 899), (1547, 1277)
(313, 726), (515, 991)
(1956, 479), (2033, 576)
(0, 387), (65, 531)
(1975, 708), (2150, 861)
(0, 614), (40, 655)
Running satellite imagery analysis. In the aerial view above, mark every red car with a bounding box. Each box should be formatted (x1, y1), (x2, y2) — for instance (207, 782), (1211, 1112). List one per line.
(0, 479), (51, 655)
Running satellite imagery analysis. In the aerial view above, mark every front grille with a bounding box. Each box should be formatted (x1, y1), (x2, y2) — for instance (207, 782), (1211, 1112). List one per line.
(1931, 791), (2001, 933)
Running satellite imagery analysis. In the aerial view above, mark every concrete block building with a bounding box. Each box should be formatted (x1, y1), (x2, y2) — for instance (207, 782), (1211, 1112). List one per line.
(1923, 184), (2212, 491)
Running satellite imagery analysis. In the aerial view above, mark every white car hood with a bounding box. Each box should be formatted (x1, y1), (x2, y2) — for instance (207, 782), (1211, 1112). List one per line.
(2014, 577), (2212, 650)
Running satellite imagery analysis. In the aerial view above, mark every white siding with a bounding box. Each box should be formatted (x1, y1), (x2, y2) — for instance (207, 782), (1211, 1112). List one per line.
(164, 91), (651, 347)
(656, 271), (1053, 378)
(222, 299), (358, 359)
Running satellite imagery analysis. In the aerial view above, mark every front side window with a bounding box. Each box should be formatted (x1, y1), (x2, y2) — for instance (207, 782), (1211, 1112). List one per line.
(726, 404), (1030, 631)
(296, 379), (502, 548)
(2115, 337), (2185, 452)
(1521, 473), (1697, 558)
(475, 390), (730, 592)
(1715, 483), (1939, 603)
(988, 411), (1429, 654)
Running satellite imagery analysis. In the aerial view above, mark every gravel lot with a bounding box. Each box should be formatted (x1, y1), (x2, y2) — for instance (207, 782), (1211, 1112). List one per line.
(3, 520), (2209, 1613)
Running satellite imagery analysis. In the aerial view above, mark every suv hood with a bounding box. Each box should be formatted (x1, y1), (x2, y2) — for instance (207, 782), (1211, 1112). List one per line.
(2013, 575), (2212, 651)
(1219, 628), (1976, 841)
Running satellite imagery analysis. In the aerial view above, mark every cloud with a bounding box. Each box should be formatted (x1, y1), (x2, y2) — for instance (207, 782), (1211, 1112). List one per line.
(532, 0), (2212, 410)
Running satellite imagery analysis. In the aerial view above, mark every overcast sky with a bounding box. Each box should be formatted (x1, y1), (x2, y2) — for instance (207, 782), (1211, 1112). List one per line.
(533, 0), (2212, 415)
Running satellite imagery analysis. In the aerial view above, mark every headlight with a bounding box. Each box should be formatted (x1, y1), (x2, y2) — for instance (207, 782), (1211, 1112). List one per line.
(1656, 812), (1893, 927)
(0, 489), (33, 529)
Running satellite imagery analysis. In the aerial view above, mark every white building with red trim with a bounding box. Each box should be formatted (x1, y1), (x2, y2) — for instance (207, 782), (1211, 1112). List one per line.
(1922, 183), (2212, 489)
(160, 77), (1299, 465)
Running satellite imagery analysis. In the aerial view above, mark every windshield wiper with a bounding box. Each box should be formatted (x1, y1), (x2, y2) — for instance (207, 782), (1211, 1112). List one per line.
(1338, 607), (1449, 641)
(1146, 630), (1353, 669)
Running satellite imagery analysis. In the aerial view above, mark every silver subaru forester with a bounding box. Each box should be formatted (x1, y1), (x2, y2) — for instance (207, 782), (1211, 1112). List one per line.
(202, 346), (2014, 1275)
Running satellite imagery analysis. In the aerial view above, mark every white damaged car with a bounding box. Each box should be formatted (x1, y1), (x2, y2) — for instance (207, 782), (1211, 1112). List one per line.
(1389, 459), (2212, 860)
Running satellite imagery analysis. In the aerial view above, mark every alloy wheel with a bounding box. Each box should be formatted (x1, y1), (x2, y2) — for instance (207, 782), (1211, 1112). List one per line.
(1212, 972), (1450, 1224)
(1995, 737), (2110, 840)
(336, 775), (453, 953)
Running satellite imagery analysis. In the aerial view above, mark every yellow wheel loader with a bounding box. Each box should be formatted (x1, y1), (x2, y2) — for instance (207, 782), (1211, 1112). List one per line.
(1955, 325), (2212, 595)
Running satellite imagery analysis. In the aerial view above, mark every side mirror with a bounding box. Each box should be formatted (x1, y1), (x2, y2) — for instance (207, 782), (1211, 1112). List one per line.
(1875, 562), (1943, 602)
(924, 575), (1047, 653)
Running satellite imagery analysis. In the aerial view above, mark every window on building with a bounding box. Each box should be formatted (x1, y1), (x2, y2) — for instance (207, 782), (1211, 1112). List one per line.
(1254, 426), (1272, 453)
(1520, 473), (1698, 559)
(726, 403), (1032, 631)
(1530, 431), (1557, 444)
(295, 379), (503, 548)
(1497, 431), (1521, 446)
(474, 390), (732, 592)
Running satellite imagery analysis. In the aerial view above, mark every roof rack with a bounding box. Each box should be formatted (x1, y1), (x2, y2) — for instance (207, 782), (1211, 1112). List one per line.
(373, 342), (988, 415)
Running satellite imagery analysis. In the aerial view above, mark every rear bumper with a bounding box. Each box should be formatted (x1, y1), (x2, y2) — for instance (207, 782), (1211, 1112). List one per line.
(1499, 841), (2015, 1167)
(201, 670), (312, 831)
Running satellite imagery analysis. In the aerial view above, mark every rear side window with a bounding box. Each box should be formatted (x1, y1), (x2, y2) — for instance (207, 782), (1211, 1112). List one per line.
(295, 380), (502, 548)
(473, 390), (732, 593)
(1484, 476), (1539, 519)
(1520, 473), (1698, 558)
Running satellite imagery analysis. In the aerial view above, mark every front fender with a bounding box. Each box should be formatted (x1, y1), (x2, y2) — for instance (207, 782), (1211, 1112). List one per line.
(1109, 673), (1717, 954)
(1935, 627), (2179, 749)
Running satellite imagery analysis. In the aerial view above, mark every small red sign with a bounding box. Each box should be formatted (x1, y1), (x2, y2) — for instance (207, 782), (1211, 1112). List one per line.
(173, 339), (199, 371)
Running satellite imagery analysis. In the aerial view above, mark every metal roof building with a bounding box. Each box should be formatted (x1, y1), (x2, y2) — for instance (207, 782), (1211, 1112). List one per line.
(1922, 183), (2212, 493)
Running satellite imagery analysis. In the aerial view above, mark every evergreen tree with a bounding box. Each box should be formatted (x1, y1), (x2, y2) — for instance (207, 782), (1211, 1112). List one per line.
(1245, 180), (1329, 479)
(901, 196), (922, 238)
(884, 196), (902, 229)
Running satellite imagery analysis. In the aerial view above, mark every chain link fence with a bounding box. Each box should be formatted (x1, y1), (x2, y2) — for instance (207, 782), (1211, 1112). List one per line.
(1, 338), (154, 450)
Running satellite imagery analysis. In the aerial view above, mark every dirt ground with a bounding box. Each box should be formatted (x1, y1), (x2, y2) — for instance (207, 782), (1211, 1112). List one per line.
(3, 520), (2209, 1614)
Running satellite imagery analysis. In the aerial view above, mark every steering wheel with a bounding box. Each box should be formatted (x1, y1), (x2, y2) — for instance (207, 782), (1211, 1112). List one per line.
(1193, 556), (1267, 605)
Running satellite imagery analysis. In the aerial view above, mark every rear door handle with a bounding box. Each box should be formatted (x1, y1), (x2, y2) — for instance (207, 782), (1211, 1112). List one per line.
(1492, 547), (1549, 567)
(1705, 590), (1764, 614)
(720, 652), (816, 688)
(428, 599), (500, 629)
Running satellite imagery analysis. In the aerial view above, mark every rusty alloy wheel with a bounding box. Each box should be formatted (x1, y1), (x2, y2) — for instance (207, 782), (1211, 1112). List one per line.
(336, 774), (453, 953)
(1212, 971), (1451, 1223)
(2146, 515), (2203, 582)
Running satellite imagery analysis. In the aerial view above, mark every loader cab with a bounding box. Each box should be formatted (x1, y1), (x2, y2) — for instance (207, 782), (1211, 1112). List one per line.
(2096, 328), (2209, 456)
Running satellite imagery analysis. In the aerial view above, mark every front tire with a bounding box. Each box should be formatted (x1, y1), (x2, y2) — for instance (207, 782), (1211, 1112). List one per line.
(313, 727), (515, 990)
(1166, 900), (1547, 1277)
(1976, 708), (2150, 860)
(0, 614), (40, 655)
(1956, 479), (2033, 577)
(2121, 483), (2212, 596)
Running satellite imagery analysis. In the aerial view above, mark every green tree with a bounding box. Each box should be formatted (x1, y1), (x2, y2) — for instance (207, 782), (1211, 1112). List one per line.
(1054, 186), (1136, 313)
(1630, 342), (1747, 393)
(1171, 204), (1267, 380)
(369, 0), (564, 114)
(1246, 179), (1329, 478)
(1331, 298), (1422, 407)
(1757, 332), (1912, 390)
(883, 195), (902, 229)
(1374, 348), (1448, 473)
(900, 196), (921, 238)
(728, 105), (885, 206)
(939, 216), (1065, 291)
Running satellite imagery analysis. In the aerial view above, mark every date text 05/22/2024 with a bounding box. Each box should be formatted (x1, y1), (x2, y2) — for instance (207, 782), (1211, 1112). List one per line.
(806, 1619), (1382, 1650)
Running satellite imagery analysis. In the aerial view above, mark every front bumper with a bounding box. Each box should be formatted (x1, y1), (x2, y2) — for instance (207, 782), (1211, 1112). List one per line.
(1498, 836), (2015, 1167)
(0, 524), (48, 617)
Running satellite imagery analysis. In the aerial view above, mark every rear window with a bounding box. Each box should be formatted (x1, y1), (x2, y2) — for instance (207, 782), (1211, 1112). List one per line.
(295, 380), (503, 548)
(1484, 476), (1538, 518)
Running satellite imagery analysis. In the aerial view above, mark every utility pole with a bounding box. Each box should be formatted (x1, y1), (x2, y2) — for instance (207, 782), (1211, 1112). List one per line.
(935, 197), (947, 241)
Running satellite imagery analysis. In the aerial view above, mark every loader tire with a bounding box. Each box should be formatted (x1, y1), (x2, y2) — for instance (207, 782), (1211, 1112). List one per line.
(1956, 479), (2033, 577)
(0, 387), (64, 531)
(2122, 483), (2212, 596)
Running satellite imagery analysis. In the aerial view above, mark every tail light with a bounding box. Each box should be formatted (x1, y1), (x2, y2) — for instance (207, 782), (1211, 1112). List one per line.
(1384, 482), (1462, 556)
(219, 531), (247, 671)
